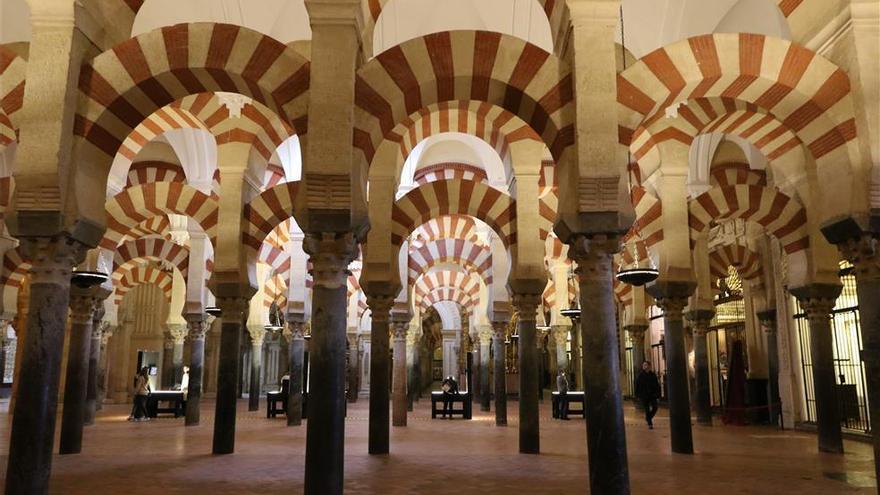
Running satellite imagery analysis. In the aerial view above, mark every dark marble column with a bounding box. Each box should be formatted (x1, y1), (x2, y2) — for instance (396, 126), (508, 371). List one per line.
(686, 310), (714, 426)
(790, 284), (844, 454)
(513, 293), (541, 454)
(247, 327), (266, 412)
(832, 233), (880, 484)
(84, 319), (107, 426)
(213, 292), (252, 454)
(408, 337), (421, 409)
(184, 314), (209, 426)
(303, 232), (358, 495)
(569, 235), (630, 494)
(391, 319), (408, 427)
(624, 324), (648, 408)
(646, 281), (695, 455)
(757, 310), (781, 427)
(286, 317), (306, 426)
(479, 331), (491, 412)
(5, 236), (86, 495)
(59, 287), (99, 454)
(161, 336), (175, 389)
(366, 294), (393, 454)
(96, 327), (112, 412)
(492, 321), (507, 426)
(346, 334), (360, 403)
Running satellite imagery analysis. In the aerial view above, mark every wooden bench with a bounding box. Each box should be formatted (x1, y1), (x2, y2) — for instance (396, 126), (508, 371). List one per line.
(551, 391), (585, 419)
(431, 391), (472, 419)
(146, 390), (184, 418)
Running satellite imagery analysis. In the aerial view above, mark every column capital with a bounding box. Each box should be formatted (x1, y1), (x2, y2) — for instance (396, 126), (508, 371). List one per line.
(491, 320), (508, 340)
(166, 324), (188, 343)
(685, 309), (715, 336)
(512, 293), (542, 321)
(646, 281), (695, 321)
(623, 323), (648, 337)
(303, 232), (359, 289)
(567, 233), (620, 282)
(790, 284), (842, 323)
(284, 318), (307, 341)
(551, 324), (570, 346)
(366, 294), (395, 322)
(184, 314), (210, 340)
(756, 309), (778, 333)
(247, 325), (267, 347)
(838, 235), (880, 281)
(20, 235), (89, 286)
(391, 320), (408, 340)
(69, 286), (101, 325)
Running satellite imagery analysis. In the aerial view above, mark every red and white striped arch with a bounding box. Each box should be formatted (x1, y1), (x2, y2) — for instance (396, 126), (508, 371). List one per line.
(418, 288), (478, 315)
(259, 243), (292, 280)
(119, 216), (172, 245)
(0, 246), (28, 292)
(709, 243), (763, 281)
(242, 181), (300, 258)
(113, 265), (174, 306)
(408, 238), (493, 288)
(0, 46), (26, 144)
(75, 22), (310, 185)
(260, 273), (288, 312)
(413, 163), (488, 187)
(619, 34), (858, 185)
(541, 277), (576, 312)
(388, 101), (543, 169)
(710, 162), (767, 188)
(410, 215), (483, 247)
(413, 270), (481, 306)
(113, 237), (190, 281)
(354, 31), (573, 166)
(361, 0), (568, 57)
(631, 186), (663, 249)
(613, 278), (633, 307)
(392, 179), (516, 247)
(689, 185), (808, 254)
(102, 183), (218, 249)
(126, 161), (188, 188)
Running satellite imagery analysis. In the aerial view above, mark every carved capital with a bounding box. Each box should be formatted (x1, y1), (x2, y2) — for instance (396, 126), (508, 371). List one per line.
(551, 325), (571, 346)
(568, 233), (620, 282)
(303, 232), (358, 289)
(623, 324), (648, 339)
(838, 235), (880, 281)
(790, 284), (842, 324)
(284, 318), (307, 341)
(491, 320), (508, 340)
(184, 314), (210, 340)
(512, 293), (542, 321)
(69, 288), (99, 326)
(366, 294), (395, 322)
(216, 296), (251, 322)
(166, 324), (188, 344)
(685, 309), (715, 337)
(756, 309), (777, 334)
(248, 326), (267, 347)
(391, 320), (409, 340)
(646, 281), (695, 321)
(20, 235), (88, 286)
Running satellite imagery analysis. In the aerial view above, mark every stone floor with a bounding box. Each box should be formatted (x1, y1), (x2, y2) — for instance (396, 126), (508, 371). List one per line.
(0, 397), (875, 494)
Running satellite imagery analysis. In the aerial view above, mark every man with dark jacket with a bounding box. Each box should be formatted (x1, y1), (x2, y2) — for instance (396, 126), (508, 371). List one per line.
(634, 361), (661, 429)
(556, 369), (570, 420)
(441, 376), (459, 418)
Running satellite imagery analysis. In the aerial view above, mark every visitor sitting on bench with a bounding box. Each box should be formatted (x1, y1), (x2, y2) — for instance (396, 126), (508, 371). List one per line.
(441, 375), (459, 418)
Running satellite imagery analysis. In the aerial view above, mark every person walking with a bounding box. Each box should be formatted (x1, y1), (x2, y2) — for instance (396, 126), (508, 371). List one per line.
(634, 361), (661, 429)
(441, 375), (459, 418)
(129, 366), (152, 422)
(556, 369), (570, 420)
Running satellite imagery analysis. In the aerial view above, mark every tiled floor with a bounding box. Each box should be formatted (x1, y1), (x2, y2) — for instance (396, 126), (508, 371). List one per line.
(0, 397), (874, 494)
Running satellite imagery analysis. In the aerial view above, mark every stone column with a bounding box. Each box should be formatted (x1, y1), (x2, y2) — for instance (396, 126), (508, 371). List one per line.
(686, 309), (714, 426)
(569, 235), (630, 494)
(59, 287), (99, 454)
(646, 281), (695, 454)
(213, 292), (252, 454)
(303, 233), (358, 495)
(833, 232), (880, 481)
(96, 327), (113, 411)
(551, 325), (570, 374)
(184, 314), (209, 426)
(790, 284), (844, 454)
(161, 336), (175, 389)
(757, 310), (781, 426)
(406, 329), (418, 411)
(285, 317), (306, 426)
(247, 326), (266, 412)
(392, 319), (408, 427)
(5, 236), (86, 494)
(625, 324), (648, 397)
(366, 294), (393, 454)
(491, 321), (507, 426)
(513, 293), (541, 454)
(478, 327), (492, 412)
(169, 325), (186, 386)
(84, 320), (109, 426)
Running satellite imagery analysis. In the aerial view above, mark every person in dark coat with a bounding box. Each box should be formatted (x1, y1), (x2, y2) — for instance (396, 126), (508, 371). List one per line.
(440, 375), (459, 418)
(556, 369), (570, 420)
(634, 361), (661, 429)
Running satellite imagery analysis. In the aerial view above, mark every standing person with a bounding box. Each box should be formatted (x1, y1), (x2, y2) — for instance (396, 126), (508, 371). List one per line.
(179, 366), (190, 417)
(556, 369), (570, 420)
(441, 375), (459, 418)
(130, 366), (151, 422)
(634, 361), (661, 429)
